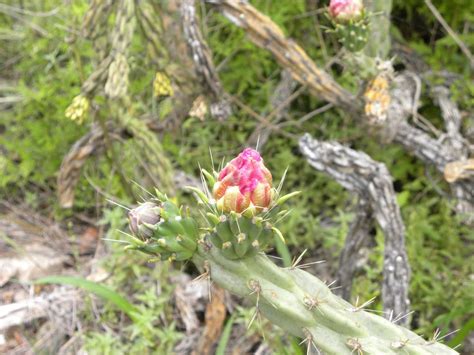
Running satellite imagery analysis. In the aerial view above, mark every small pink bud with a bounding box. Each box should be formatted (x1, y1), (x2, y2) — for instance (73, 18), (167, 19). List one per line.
(213, 148), (273, 214)
(329, 0), (363, 22)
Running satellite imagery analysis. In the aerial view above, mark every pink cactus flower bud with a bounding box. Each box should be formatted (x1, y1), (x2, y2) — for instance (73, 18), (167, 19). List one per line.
(213, 148), (273, 214)
(329, 0), (363, 22)
(128, 202), (161, 239)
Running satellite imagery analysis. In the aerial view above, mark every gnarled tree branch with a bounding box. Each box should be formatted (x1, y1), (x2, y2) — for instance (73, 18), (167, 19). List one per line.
(299, 133), (411, 323)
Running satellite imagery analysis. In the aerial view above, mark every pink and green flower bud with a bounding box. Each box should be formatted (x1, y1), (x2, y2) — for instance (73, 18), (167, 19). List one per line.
(213, 148), (273, 214)
(329, 0), (363, 22)
(128, 202), (161, 240)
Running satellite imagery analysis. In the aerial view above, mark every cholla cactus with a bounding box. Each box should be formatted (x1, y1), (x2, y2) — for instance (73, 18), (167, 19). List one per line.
(105, 54), (130, 99)
(122, 149), (458, 354)
(65, 95), (90, 124)
(193, 148), (293, 259)
(327, 0), (369, 52)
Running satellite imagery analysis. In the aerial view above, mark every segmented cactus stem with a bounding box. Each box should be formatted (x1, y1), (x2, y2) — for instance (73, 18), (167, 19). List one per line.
(193, 246), (457, 354)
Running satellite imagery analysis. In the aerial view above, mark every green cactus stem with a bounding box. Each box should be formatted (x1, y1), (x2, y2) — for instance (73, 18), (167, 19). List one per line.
(192, 245), (457, 354)
(334, 20), (369, 53)
(124, 171), (457, 353)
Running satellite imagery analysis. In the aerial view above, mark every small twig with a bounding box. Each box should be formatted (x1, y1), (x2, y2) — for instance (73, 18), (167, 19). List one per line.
(424, 0), (474, 68)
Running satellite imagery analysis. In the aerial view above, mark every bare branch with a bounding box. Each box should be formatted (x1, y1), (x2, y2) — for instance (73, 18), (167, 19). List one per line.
(181, 0), (231, 120)
(299, 134), (411, 323)
(337, 198), (372, 301)
(205, 0), (358, 111)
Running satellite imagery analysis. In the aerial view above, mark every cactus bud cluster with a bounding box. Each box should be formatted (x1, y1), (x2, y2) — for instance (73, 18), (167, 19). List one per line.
(213, 148), (273, 215)
(327, 0), (368, 52)
(329, 0), (363, 22)
(199, 148), (295, 259)
(65, 95), (90, 124)
(153, 71), (174, 98)
(128, 201), (162, 240)
(126, 200), (199, 261)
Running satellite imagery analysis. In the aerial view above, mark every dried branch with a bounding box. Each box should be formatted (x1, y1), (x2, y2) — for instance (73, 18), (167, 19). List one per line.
(337, 198), (372, 301)
(247, 69), (297, 147)
(389, 74), (474, 222)
(81, 0), (115, 41)
(58, 121), (199, 208)
(181, 0), (231, 120)
(205, 0), (358, 111)
(57, 122), (111, 208)
(299, 134), (411, 323)
(0, 288), (80, 332)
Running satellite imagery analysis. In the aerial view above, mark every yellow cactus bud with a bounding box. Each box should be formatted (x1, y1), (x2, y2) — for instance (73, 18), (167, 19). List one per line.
(153, 72), (174, 98)
(65, 95), (90, 125)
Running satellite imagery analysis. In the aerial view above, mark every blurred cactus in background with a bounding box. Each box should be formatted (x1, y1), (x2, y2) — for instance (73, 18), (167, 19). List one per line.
(327, 0), (369, 52)
(329, 0), (363, 22)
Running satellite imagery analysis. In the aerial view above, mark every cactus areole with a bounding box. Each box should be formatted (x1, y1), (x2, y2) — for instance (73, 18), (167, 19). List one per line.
(124, 148), (458, 354)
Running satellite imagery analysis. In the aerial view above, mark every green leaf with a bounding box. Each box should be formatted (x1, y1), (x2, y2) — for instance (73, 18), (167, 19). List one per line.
(216, 314), (235, 355)
(35, 276), (138, 322)
(274, 234), (292, 267)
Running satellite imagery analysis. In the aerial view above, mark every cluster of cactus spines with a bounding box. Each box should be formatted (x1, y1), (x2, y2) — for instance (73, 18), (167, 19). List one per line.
(124, 148), (458, 354)
(327, 0), (369, 53)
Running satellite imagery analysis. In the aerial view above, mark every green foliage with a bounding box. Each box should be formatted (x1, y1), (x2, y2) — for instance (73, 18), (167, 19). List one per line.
(81, 207), (183, 353)
(1, 0), (472, 353)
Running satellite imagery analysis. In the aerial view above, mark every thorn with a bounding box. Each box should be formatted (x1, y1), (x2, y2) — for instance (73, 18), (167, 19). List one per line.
(276, 167), (289, 195)
(300, 328), (320, 355)
(391, 338), (410, 350)
(298, 260), (326, 270)
(428, 328), (459, 344)
(346, 296), (376, 312)
(392, 311), (414, 324)
(247, 308), (259, 330)
(192, 260), (212, 302)
(106, 198), (131, 211)
(208, 146), (215, 172)
(288, 249), (308, 269)
(346, 338), (363, 355)
(116, 230), (145, 244)
(325, 279), (338, 289)
(266, 254), (283, 260)
(101, 237), (129, 244)
(130, 180), (154, 198)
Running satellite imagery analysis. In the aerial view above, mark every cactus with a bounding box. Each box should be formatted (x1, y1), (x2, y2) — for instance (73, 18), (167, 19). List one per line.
(327, 0), (369, 53)
(122, 149), (458, 354)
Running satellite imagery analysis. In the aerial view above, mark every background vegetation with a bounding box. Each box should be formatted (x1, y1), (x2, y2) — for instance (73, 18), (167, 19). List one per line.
(0, 0), (472, 353)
